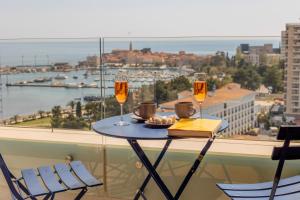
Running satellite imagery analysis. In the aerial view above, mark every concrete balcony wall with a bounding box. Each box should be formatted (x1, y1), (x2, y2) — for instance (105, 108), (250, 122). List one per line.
(0, 127), (299, 200)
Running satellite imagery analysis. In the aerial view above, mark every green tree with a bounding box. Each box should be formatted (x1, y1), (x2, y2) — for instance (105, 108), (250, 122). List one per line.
(76, 101), (82, 118)
(210, 54), (225, 66)
(233, 67), (261, 90)
(85, 102), (102, 128)
(170, 76), (191, 91)
(257, 112), (270, 130)
(105, 95), (130, 117)
(51, 106), (62, 128)
(222, 76), (233, 86)
(230, 56), (236, 67)
(233, 68), (247, 85)
(155, 80), (170, 104)
(225, 53), (230, 67)
(154, 76), (193, 104)
(62, 114), (87, 129)
(207, 78), (218, 91)
(259, 54), (267, 66)
(257, 65), (267, 77)
(237, 59), (246, 68)
(263, 65), (283, 93)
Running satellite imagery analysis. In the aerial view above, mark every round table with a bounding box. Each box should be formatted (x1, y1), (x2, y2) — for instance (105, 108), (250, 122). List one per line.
(92, 113), (228, 200)
(92, 113), (228, 140)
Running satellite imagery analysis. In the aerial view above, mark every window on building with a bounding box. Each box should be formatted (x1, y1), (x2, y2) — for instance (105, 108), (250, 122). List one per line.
(292, 96), (299, 100)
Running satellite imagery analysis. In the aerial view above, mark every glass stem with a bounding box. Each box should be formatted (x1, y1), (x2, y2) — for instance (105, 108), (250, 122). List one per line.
(120, 103), (124, 122)
(199, 102), (202, 119)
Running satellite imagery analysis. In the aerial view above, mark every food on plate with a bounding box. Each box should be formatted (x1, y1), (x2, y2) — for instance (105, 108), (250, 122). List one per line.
(148, 115), (176, 125)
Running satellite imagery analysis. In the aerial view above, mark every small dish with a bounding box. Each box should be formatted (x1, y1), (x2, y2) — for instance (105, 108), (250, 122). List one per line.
(130, 114), (147, 123)
(145, 121), (174, 129)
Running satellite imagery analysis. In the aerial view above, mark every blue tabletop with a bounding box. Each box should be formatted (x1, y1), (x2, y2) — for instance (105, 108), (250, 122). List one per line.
(92, 113), (228, 140)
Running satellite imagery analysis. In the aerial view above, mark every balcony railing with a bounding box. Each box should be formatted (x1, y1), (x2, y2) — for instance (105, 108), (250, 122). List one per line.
(0, 36), (291, 199)
(293, 49), (300, 53)
(0, 127), (299, 200)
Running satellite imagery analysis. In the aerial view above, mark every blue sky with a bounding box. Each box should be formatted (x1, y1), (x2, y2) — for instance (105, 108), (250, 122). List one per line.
(0, 0), (300, 38)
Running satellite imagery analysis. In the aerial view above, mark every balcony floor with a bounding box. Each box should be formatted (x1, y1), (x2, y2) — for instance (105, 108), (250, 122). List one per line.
(0, 185), (122, 200)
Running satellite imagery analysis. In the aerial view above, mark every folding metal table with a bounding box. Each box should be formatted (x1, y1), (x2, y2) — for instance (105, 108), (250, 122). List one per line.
(92, 113), (228, 200)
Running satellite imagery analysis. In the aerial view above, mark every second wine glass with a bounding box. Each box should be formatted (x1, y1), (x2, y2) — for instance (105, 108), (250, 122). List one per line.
(114, 72), (129, 126)
(193, 73), (207, 118)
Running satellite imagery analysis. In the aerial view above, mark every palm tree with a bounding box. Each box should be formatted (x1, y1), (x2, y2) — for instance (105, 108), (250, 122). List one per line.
(51, 106), (62, 128)
(85, 102), (99, 129)
(14, 115), (19, 123)
(67, 100), (75, 114)
(38, 110), (44, 118)
(52, 106), (61, 118)
(76, 102), (82, 118)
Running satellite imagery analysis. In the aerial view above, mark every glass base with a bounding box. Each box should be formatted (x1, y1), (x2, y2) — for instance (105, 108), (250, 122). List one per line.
(114, 121), (130, 126)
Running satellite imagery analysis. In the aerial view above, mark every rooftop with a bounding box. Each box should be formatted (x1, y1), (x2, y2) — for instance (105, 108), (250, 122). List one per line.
(161, 83), (255, 110)
(286, 23), (300, 27)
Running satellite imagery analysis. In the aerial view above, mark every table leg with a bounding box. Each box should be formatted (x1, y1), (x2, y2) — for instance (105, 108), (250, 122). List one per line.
(128, 139), (174, 200)
(134, 140), (172, 200)
(174, 136), (216, 200)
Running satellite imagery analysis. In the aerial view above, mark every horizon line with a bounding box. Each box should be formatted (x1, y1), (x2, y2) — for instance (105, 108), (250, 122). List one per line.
(0, 35), (281, 41)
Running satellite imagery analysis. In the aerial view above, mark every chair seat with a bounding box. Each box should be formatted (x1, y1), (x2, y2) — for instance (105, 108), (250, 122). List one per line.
(54, 163), (85, 190)
(217, 175), (300, 191)
(38, 166), (66, 193)
(70, 161), (102, 187)
(232, 192), (300, 200)
(21, 169), (48, 197)
(217, 175), (300, 198)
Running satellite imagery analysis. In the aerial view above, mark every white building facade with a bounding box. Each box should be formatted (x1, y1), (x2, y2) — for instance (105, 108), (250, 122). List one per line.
(203, 93), (256, 136)
(160, 84), (256, 136)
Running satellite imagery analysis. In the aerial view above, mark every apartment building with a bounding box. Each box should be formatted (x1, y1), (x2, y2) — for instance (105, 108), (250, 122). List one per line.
(282, 23), (300, 118)
(86, 56), (100, 67)
(160, 83), (256, 135)
(237, 43), (280, 66)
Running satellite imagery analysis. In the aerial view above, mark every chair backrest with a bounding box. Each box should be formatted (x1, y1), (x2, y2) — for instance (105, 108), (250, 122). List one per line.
(269, 125), (300, 200)
(0, 154), (24, 200)
(272, 146), (300, 160)
(272, 125), (300, 160)
(276, 125), (300, 140)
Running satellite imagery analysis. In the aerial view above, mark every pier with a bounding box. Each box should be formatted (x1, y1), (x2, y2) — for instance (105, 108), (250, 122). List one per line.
(6, 83), (140, 89)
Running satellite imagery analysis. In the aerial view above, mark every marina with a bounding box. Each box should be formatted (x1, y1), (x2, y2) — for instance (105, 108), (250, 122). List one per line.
(5, 68), (182, 88)
(0, 68), (181, 119)
(6, 83), (100, 88)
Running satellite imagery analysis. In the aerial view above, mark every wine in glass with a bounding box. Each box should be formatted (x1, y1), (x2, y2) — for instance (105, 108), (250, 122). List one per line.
(193, 73), (207, 118)
(114, 73), (129, 126)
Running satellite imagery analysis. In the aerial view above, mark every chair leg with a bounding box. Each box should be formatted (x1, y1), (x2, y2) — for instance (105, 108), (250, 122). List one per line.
(74, 188), (87, 200)
(140, 191), (148, 200)
(134, 140), (172, 200)
(43, 193), (52, 200)
(50, 194), (55, 200)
